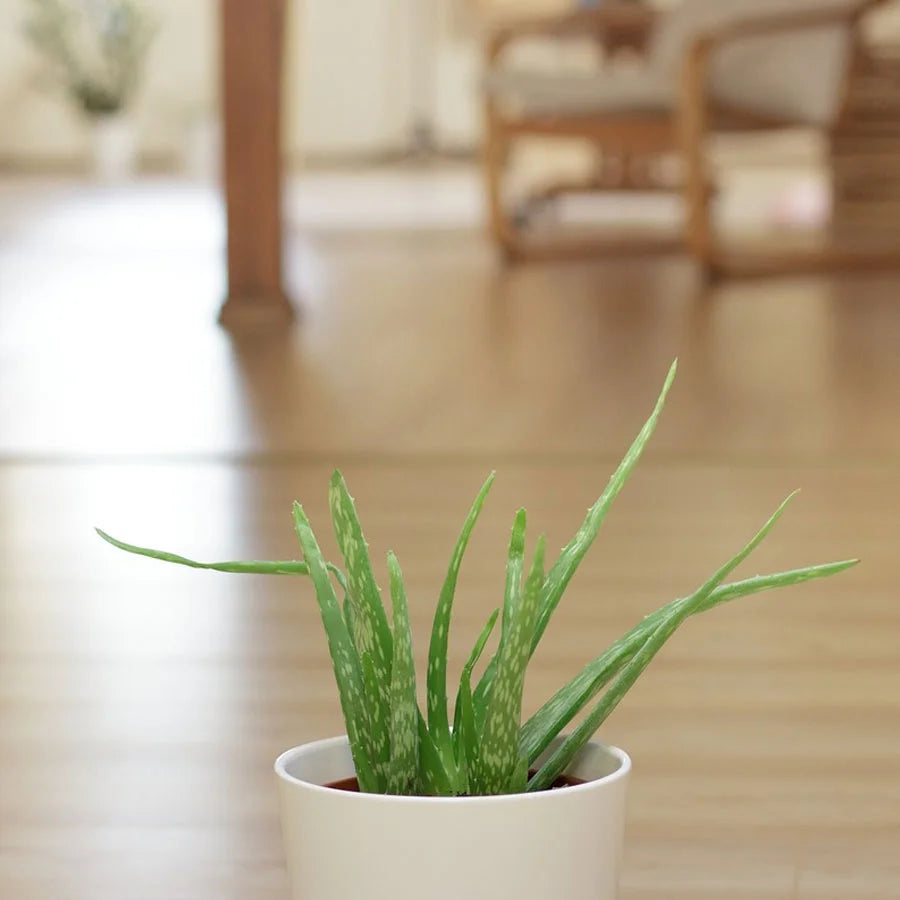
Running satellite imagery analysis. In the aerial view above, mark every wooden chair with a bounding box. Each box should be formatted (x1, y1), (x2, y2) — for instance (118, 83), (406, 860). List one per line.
(483, 0), (899, 276)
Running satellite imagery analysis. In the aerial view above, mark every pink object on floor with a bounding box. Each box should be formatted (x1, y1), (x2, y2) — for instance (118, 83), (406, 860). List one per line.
(771, 181), (831, 228)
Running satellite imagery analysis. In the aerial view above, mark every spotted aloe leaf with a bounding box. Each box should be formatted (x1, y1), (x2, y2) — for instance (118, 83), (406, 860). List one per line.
(472, 511), (527, 733)
(528, 491), (800, 791)
(329, 471), (393, 788)
(472, 653), (497, 726)
(94, 529), (313, 575)
(327, 564), (356, 634)
(476, 527), (544, 795)
(341, 587), (355, 638)
(426, 473), (495, 773)
(292, 503), (378, 792)
(417, 711), (455, 797)
(95, 527), (356, 632)
(94, 528), (359, 588)
(519, 556), (858, 766)
(386, 552), (418, 795)
(474, 509), (528, 730)
(453, 670), (479, 795)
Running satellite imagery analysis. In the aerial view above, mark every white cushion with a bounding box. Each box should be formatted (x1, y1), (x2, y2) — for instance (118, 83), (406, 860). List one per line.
(711, 28), (852, 126)
(485, 67), (672, 117)
(653, 0), (857, 125)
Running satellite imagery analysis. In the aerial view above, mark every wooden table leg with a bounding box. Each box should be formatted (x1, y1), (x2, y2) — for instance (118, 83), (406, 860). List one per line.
(218, 0), (296, 327)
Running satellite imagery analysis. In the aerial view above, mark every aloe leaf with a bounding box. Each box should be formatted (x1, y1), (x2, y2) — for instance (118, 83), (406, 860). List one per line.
(328, 565), (355, 634)
(386, 552), (418, 795)
(531, 360), (677, 653)
(453, 671), (479, 794)
(508, 755), (530, 795)
(463, 609), (501, 682)
(452, 607), (499, 771)
(95, 529), (312, 575)
(473, 363), (677, 713)
(292, 503), (378, 792)
(527, 493), (812, 791)
(500, 511), (528, 637)
(520, 556), (858, 765)
(477, 529), (544, 795)
(530, 592), (696, 792)
(329, 564), (350, 596)
(94, 528), (355, 589)
(361, 652), (390, 780)
(329, 471), (393, 786)
(426, 473), (495, 762)
(329, 470), (393, 665)
(416, 712), (455, 797)
(473, 509), (527, 732)
(472, 655), (498, 727)
(341, 588), (355, 637)
(711, 560), (858, 602)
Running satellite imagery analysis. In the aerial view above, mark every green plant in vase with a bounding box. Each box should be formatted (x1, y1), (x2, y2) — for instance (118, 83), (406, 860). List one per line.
(24, 0), (157, 179)
(98, 361), (856, 797)
(24, 0), (157, 116)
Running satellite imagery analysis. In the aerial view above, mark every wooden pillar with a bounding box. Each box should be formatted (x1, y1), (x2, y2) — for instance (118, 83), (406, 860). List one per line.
(218, 0), (296, 327)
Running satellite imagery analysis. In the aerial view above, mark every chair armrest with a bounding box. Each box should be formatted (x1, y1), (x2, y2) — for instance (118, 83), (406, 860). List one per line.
(689, 1), (876, 57)
(486, 4), (657, 65)
(678, 2), (878, 119)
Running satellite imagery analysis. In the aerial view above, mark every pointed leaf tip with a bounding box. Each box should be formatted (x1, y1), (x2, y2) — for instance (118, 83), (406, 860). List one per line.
(426, 471), (496, 755)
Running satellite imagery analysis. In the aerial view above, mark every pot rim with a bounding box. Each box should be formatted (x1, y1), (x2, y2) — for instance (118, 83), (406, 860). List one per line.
(275, 734), (631, 805)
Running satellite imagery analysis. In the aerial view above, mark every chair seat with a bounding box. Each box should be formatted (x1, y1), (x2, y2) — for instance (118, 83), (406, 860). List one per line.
(485, 67), (672, 118)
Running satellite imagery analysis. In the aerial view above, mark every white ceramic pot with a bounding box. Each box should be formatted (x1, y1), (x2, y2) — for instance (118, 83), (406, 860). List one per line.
(275, 735), (630, 900)
(90, 115), (138, 182)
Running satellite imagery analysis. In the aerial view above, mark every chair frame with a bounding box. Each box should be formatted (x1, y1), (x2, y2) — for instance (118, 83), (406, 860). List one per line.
(484, 0), (898, 276)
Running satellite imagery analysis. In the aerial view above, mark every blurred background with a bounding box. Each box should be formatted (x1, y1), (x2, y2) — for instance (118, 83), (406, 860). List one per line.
(1, 1), (899, 898)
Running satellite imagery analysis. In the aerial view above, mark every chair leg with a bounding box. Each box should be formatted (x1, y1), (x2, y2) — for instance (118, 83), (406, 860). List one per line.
(679, 47), (716, 271)
(483, 104), (519, 258)
(683, 132), (714, 268)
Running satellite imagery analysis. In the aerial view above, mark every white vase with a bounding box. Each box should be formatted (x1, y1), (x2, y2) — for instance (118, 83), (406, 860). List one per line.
(275, 735), (630, 900)
(90, 115), (138, 182)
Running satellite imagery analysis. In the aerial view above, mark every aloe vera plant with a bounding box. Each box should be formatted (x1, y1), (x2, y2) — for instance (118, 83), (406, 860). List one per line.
(97, 361), (857, 796)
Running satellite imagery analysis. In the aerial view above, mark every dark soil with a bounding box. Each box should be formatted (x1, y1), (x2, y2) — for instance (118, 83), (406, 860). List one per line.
(325, 770), (586, 794)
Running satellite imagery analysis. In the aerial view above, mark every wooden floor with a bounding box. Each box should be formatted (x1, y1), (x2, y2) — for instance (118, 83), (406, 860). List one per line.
(1, 176), (899, 899)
